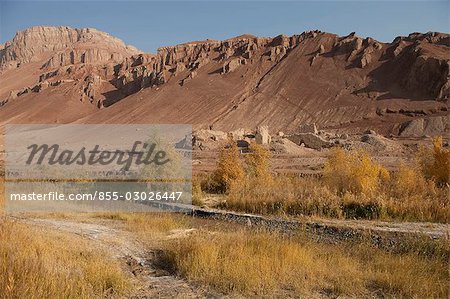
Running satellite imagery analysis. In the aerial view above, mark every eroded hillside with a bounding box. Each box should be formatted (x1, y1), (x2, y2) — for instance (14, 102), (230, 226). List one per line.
(0, 26), (448, 136)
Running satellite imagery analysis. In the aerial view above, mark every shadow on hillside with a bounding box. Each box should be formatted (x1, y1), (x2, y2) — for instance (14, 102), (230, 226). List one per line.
(102, 80), (141, 107)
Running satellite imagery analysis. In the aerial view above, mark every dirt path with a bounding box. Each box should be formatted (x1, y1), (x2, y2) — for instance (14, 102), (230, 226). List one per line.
(190, 206), (450, 243)
(13, 216), (224, 299)
(310, 217), (450, 238)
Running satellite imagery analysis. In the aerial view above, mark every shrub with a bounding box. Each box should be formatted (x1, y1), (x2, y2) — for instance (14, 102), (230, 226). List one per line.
(221, 175), (343, 218)
(418, 136), (450, 186)
(245, 142), (273, 184)
(323, 148), (389, 195)
(392, 163), (428, 197)
(192, 178), (204, 206)
(210, 141), (244, 193)
(342, 197), (382, 220)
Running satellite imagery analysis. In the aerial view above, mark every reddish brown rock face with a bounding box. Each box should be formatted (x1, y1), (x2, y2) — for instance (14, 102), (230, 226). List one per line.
(0, 26), (140, 70)
(0, 26), (448, 136)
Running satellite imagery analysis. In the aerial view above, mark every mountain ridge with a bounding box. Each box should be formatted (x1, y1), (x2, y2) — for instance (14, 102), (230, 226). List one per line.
(0, 26), (448, 136)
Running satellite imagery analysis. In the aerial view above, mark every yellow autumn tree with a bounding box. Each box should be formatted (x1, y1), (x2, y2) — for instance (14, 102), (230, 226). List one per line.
(212, 141), (245, 193)
(323, 148), (390, 195)
(418, 136), (450, 186)
(392, 163), (427, 197)
(245, 142), (273, 184)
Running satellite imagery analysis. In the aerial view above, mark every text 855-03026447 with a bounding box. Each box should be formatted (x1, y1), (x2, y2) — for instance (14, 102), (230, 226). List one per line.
(96, 191), (184, 201)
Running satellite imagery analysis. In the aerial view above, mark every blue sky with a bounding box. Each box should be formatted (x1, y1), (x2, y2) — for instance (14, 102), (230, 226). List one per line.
(1, 1), (448, 52)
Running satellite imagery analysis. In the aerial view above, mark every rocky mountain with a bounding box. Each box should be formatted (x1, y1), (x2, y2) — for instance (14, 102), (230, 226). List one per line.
(0, 26), (140, 70)
(0, 26), (448, 136)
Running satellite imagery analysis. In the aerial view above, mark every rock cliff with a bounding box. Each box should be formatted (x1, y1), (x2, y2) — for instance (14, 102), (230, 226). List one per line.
(0, 26), (448, 136)
(0, 26), (140, 70)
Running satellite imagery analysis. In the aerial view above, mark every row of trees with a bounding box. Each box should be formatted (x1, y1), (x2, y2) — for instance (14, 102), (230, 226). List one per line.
(210, 136), (449, 195)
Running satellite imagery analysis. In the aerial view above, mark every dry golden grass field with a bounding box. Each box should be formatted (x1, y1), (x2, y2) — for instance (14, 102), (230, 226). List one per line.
(0, 138), (449, 298)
